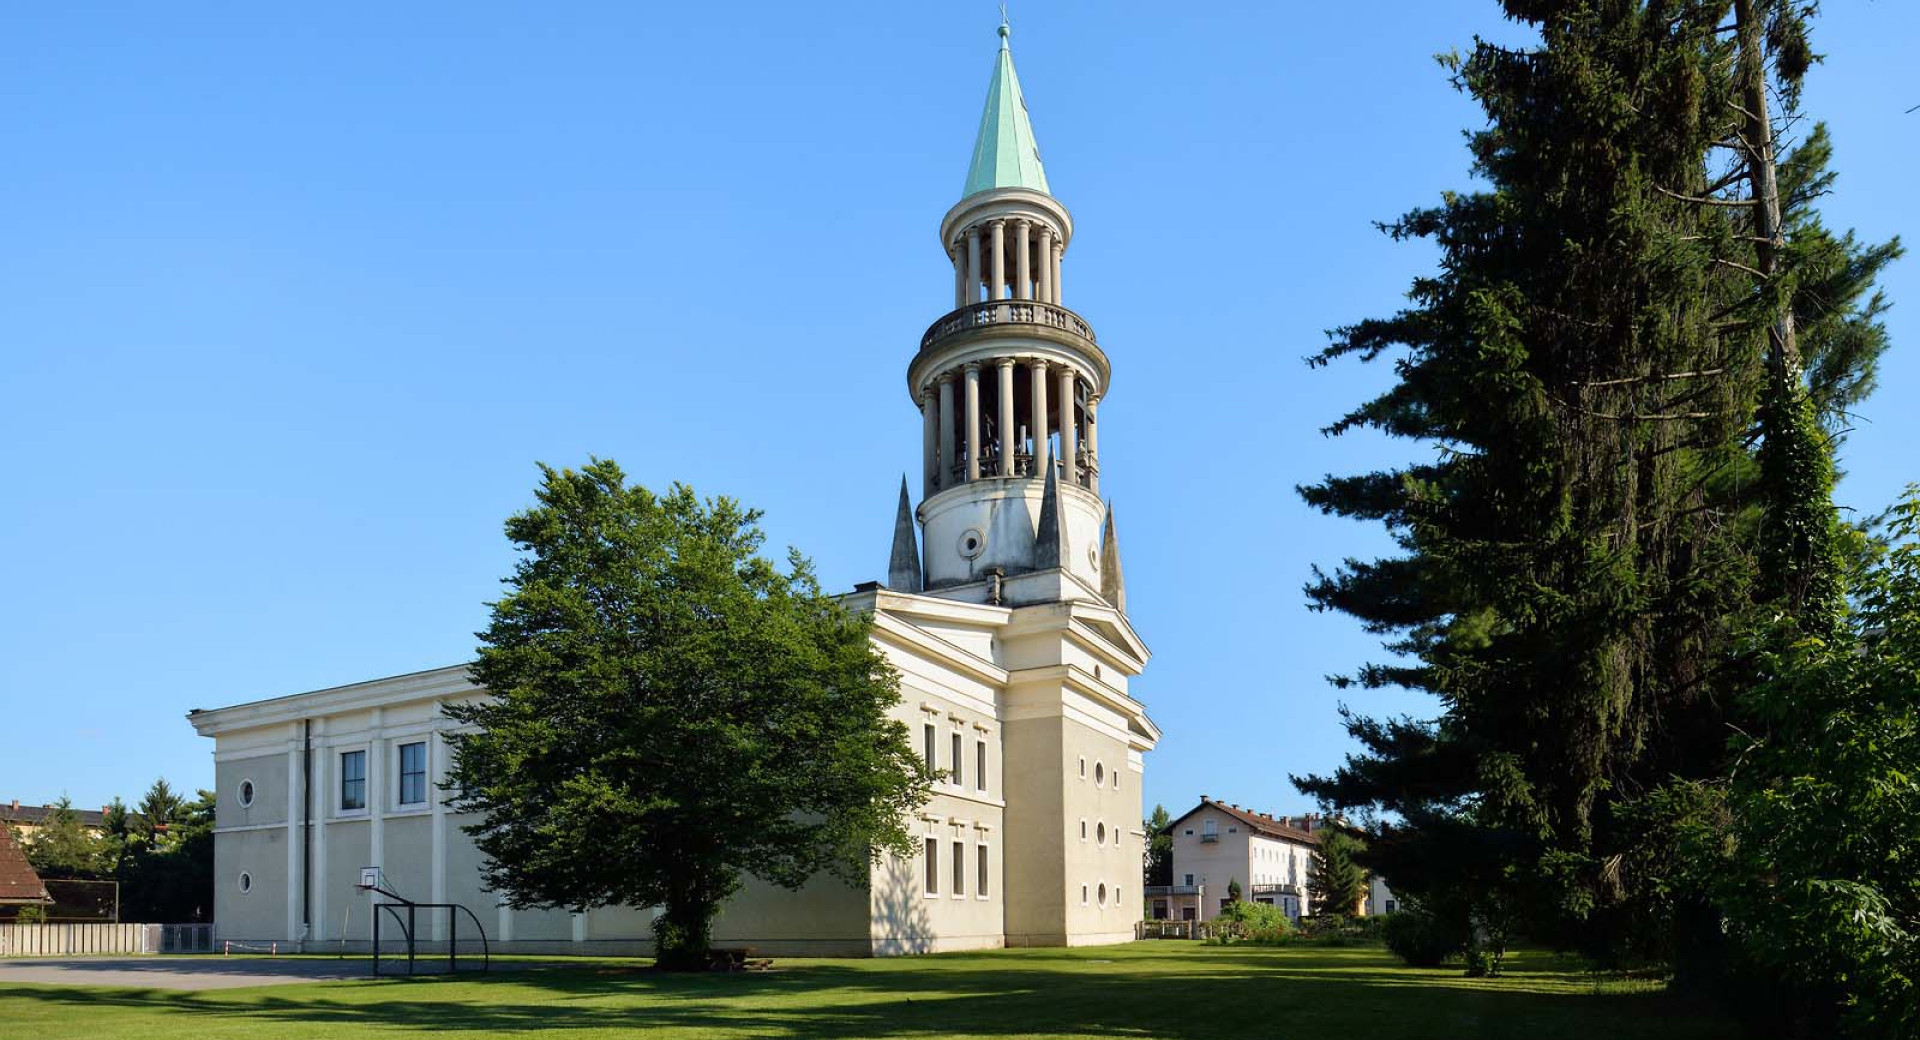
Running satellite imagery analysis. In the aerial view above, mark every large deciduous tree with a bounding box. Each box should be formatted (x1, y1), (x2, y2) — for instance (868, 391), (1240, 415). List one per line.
(446, 460), (928, 969)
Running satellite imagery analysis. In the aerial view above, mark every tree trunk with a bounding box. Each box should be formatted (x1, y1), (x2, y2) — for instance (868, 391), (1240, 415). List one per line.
(1734, 0), (1798, 381)
(652, 888), (718, 971)
(1736, 0), (1838, 625)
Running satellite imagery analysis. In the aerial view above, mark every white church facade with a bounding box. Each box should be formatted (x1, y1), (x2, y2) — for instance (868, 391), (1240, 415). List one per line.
(189, 24), (1161, 957)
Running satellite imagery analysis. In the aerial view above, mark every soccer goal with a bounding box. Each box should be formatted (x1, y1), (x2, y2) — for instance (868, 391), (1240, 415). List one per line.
(354, 867), (491, 977)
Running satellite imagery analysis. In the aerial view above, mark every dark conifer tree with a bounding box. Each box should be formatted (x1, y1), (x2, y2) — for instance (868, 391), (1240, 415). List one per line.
(1293, 0), (1895, 963)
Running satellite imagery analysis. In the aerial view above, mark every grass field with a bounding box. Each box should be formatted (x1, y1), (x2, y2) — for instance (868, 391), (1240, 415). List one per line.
(1, 941), (1741, 1039)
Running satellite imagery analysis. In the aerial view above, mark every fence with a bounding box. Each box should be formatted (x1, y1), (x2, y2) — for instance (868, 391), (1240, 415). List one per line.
(1136, 919), (1200, 940)
(0, 923), (213, 957)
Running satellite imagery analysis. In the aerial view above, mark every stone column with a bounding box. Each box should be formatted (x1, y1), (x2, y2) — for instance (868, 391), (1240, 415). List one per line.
(921, 387), (939, 497)
(1085, 393), (1101, 494)
(429, 725), (447, 940)
(966, 228), (982, 306)
(988, 220), (1006, 301)
(1037, 227), (1054, 303)
(938, 373), (957, 490)
(1014, 220), (1032, 300)
(996, 359), (1017, 476)
(952, 245), (966, 310)
(1058, 367), (1079, 487)
(963, 362), (982, 482)
(1051, 241), (1063, 305)
(1029, 358), (1050, 469)
(285, 735), (301, 943)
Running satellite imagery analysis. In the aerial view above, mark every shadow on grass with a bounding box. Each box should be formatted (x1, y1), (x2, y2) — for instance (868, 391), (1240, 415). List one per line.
(1, 945), (1742, 1040)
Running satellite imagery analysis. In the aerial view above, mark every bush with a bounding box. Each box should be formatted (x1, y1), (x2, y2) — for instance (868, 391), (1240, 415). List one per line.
(1204, 901), (1293, 945)
(1463, 946), (1504, 978)
(1384, 908), (1468, 967)
(1295, 913), (1390, 946)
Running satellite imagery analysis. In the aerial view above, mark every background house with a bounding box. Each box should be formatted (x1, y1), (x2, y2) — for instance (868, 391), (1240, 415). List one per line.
(0, 827), (52, 920)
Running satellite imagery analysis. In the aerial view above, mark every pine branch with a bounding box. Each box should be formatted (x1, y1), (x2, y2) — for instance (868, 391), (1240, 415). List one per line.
(1654, 184), (1758, 207)
(1573, 369), (1727, 388)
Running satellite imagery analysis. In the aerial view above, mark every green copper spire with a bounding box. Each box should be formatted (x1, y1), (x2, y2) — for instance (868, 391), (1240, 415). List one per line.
(962, 22), (1050, 199)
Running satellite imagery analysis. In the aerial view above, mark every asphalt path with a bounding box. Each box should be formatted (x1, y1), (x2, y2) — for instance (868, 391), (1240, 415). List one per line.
(0, 955), (372, 990)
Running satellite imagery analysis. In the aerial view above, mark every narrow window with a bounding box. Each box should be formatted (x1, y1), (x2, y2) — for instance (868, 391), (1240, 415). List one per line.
(398, 741), (427, 806)
(977, 843), (989, 897)
(1081, 884), (1089, 906)
(924, 837), (939, 895)
(1079, 819), (1087, 841)
(340, 750), (367, 811)
(1078, 756), (1086, 778)
(1184, 873), (1194, 886)
(951, 732), (963, 787)
(923, 724), (936, 775)
(952, 841), (966, 896)
(975, 740), (987, 792)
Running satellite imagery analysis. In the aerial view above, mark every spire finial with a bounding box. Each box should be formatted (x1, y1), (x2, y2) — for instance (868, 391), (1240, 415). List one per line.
(999, 5), (1010, 50)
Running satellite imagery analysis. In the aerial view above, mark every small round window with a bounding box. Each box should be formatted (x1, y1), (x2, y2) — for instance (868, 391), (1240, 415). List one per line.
(237, 779), (255, 807)
(238, 872), (252, 894)
(1096, 821), (1107, 845)
(1098, 883), (1108, 906)
(1093, 762), (1104, 785)
(958, 528), (986, 559)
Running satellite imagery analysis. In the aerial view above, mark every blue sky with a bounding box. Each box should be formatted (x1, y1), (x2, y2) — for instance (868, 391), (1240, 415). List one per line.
(3, 3), (1914, 821)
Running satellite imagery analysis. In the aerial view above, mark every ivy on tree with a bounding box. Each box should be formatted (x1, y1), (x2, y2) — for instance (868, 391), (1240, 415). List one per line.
(445, 460), (928, 969)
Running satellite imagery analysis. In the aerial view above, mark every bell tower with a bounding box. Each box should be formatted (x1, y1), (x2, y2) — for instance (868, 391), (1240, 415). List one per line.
(889, 22), (1122, 611)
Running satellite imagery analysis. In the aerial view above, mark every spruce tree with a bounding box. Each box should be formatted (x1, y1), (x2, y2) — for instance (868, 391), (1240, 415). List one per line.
(1294, 0), (1894, 961)
(1309, 828), (1368, 918)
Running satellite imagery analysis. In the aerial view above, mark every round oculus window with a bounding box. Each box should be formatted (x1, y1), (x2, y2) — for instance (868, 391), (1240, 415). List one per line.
(1094, 761), (1105, 785)
(1096, 821), (1107, 845)
(238, 872), (252, 894)
(237, 779), (255, 807)
(1098, 883), (1108, 906)
(958, 528), (986, 559)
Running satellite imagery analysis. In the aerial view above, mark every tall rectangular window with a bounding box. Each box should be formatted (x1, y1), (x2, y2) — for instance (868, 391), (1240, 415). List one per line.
(923, 724), (936, 776)
(952, 841), (966, 896)
(951, 732), (963, 787)
(977, 843), (989, 897)
(398, 741), (427, 806)
(923, 837), (939, 895)
(975, 740), (987, 791)
(340, 750), (367, 811)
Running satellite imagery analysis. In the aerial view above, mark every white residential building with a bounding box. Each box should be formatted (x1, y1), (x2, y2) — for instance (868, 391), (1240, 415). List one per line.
(1154, 799), (1324, 923)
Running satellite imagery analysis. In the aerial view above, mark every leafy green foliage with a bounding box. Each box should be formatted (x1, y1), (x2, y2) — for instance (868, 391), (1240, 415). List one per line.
(1309, 827), (1368, 917)
(1143, 804), (1172, 887)
(118, 789), (214, 923)
(1384, 904), (1468, 968)
(1715, 488), (1920, 1038)
(445, 460), (928, 969)
(1206, 899), (1292, 945)
(24, 798), (108, 879)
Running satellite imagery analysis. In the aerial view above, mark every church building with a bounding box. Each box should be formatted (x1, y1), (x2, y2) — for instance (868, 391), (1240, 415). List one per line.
(188, 23), (1161, 957)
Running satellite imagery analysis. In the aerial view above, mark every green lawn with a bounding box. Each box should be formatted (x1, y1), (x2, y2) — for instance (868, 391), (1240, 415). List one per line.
(1, 942), (1740, 1039)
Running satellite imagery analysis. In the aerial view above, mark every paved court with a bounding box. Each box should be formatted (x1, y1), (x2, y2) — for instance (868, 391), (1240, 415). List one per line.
(0, 956), (371, 991)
